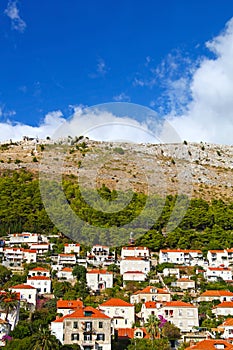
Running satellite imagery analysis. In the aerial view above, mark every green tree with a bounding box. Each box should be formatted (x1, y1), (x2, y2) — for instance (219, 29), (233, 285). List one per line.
(0, 290), (19, 322)
(127, 338), (171, 350)
(30, 326), (61, 350)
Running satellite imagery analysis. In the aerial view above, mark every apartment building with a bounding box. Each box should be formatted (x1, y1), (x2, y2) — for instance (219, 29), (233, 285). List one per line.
(99, 298), (135, 329)
(205, 267), (232, 282)
(86, 270), (113, 292)
(121, 246), (150, 259)
(10, 284), (37, 308)
(159, 249), (203, 266)
(130, 286), (171, 304)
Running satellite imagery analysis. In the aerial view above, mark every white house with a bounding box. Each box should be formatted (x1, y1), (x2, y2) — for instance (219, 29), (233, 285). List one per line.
(29, 243), (50, 255)
(22, 249), (37, 263)
(218, 318), (233, 339)
(8, 232), (42, 246)
(123, 271), (147, 282)
(58, 254), (76, 265)
(28, 267), (50, 277)
(205, 267), (232, 282)
(159, 249), (203, 266)
(57, 267), (74, 281)
(57, 299), (83, 316)
(86, 269), (113, 292)
(121, 246), (150, 259)
(213, 302), (233, 317)
(172, 278), (195, 290)
(3, 247), (24, 267)
(207, 250), (228, 267)
(26, 276), (51, 294)
(141, 300), (199, 332)
(99, 298), (135, 329)
(10, 284), (37, 308)
(64, 243), (80, 255)
(90, 245), (111, 263)
(130, 286), (171, 304)
(120, 257), (150, 275)
(51, 306), (112, 349)
(198, 290), (233, 303)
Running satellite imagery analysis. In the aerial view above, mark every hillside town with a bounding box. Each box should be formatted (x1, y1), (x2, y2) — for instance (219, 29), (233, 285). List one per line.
(1, 232), (233, 349)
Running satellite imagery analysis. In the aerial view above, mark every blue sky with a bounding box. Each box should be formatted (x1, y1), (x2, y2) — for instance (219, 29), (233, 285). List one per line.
(1, 0), (233, 144)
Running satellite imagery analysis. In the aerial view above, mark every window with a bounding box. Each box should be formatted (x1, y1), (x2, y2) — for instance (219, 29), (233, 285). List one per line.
(178, 309), (182, 316)
(97, 333), (105, 341)
(29, 295), (31, 299)
(71, 333), (79, 341)
(125, 319), (127, 325)
(84, 334), (92, 341)
(98, 347), (103, 350)
(73, 321), (78, 329)
(187, 310), (194, 317)
(99, 322), (103, 328)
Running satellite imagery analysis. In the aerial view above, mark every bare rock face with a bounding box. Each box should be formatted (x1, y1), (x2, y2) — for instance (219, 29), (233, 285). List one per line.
(0, 138), (232, 201)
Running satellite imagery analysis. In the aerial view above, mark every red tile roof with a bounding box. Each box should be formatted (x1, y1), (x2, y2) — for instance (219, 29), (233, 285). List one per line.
(123, 271), (145, 274)
(57, 299), (83, 309)
(133, 286), (169, 295)
(164, 301), (196, 308)
(200, 290), (233, 297)
(53, 306), (110, 321)
(122, 246), (149, 250)
(161, 249), (201, 253)
(208, 267), (231, 271)
(27, 276), (50, 280)
(61, 267), (73, 272)
(10, 284), (36, 290)
(87, 269), (113, 274)
(219, 318), (233, 327)
(185, 339), (233, 349)
(214, 302), (233, 308)
(117, 327), (150, 339)
(64, 243), (80, 246)
(209, 250), (225, 253)
(100, 298), (133, 307)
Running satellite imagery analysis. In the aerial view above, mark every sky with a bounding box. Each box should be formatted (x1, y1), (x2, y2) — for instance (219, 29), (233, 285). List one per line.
(1, 0), (233, 144)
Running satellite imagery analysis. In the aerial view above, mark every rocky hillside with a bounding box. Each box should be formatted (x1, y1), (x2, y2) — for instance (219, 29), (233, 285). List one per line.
(0, 138), (232, 201)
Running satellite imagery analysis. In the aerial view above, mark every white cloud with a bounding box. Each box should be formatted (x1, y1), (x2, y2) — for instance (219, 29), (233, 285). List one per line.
(5, 0), (26, 33)
(164, 18), (233, 145)
(0, 111), (64, 142)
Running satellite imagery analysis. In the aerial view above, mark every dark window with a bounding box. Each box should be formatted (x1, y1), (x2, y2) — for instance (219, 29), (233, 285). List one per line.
(99, 322), (103, 328)
(97, 333), (105, 341)
(71, 333), (79, 341)
(73, 321), (78, 329)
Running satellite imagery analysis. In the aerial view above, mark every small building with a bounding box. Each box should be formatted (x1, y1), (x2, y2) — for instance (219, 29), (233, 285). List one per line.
(99, 298), (135, 329)
(130, 286), (171, 304)
(58, 254), (76, 265)
(26, 276), (51, 294)
(121, 246), (150, 259)
(57, 267), (74, 281)
(172, 278), (195, 290)
(205, 267), (232, 282)
(64, 243), (80, 255)
(197, 290), (233, 303)
(185, 339), (233, 350)
(57, 299), (83, 316)
(213, 302), (233, 317)
(123, 271), (147, 283)
(86, 269), (113, 292)
(120, 257), (150, 275)
(10, 284), (37, 308)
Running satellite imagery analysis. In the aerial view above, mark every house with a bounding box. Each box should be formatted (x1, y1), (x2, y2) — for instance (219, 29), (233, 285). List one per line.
(64, 243), (80, 255)
(58, 254), (76, 265)
(117, 327), (149, 340)
(207, 250), (228, 267)
(218, 318), (233, 339)
(159, 249), (203, 266)
(29, 243), (50, 255)
(8, 232), (44, 246)
(86, 270), (113, 292)
(121, 246), (150, 259)
(57, 267), (74, 281)
(163, 268), (180, 279)
(57, 299), (83, 316)
(141, 301), (199, 332)
(90, 245), (110, 262)
(130, 286), (171, 304)
(120, 257), (150, 275)
(185, 339), (233, 349)
(99, 298), (135, 329)
(26, 276), (51, 294)
(51, 306), (112, 349)
(3, 248), (24, 267)
(213, 302), (233, 317)
(10, 284), (37, 308)
(28, 267), (50, 277)
(197, 290), (233, 303)
(123, 271), (147, 282)
(205, 267), (232, 282)
(172, 278), (195, 290)
(22, 249), (37, 263)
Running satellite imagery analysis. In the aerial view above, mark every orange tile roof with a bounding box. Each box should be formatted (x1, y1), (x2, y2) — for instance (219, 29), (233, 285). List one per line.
(209, 250), (225, 253)
(219, 318), (233, 327)
(23, 249), (37, 253)
(123, 271), (145, 274)
(117, 327), (150, 339)
(133, 286), (169, 295)
(64, 243), (80, 246)
(27, 276), (50, 280)
(200, 290), (233, 297)
(164, 301), (196, 308)
(123, 257), (147, 260)
(59, 253), (75, 257)
(122, 246), (148, 250)
(177, 278), (193, 282)
(208, 267), (231, 271)
(100, 298), (133, 307)
(10, 284), (36, 290)
(87, 269), (113, 274)
(185, 339), (233, 349)
(214, 302), (233, 308)
(57, 299), (83, 309)
(61, 267), (73, 272)
(53, 306), (110, 321)
(145, 301), (157, 309)
(160, 249), (201, 253)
